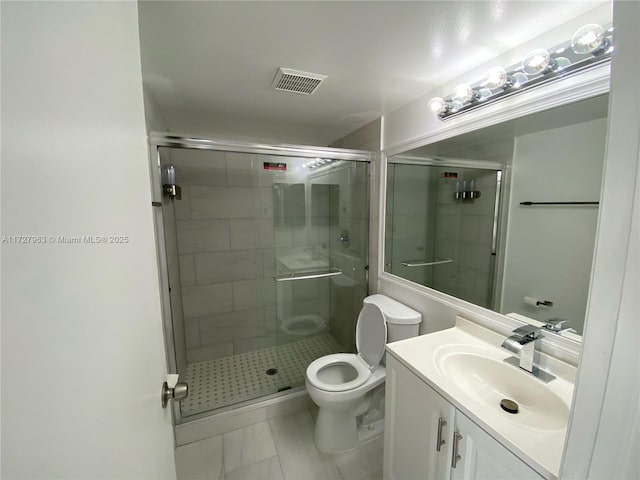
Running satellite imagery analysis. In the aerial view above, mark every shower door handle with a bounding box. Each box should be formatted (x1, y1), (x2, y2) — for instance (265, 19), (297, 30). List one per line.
(161, 381), (188, 408)
(274, 268), (343, 282)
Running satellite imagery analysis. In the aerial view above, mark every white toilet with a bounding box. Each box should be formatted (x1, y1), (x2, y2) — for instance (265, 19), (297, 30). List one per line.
(305, 294), (422, 453)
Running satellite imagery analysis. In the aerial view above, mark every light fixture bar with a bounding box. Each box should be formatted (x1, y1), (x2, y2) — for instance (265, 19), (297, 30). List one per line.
(431, 23), (613, 121)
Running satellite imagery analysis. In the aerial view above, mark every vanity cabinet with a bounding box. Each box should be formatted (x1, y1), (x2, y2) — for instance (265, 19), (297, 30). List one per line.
(383, 355), (543, 480)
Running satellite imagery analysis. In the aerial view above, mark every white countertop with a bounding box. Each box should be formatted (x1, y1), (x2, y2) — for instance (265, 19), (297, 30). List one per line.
(386, 316), (576, 480)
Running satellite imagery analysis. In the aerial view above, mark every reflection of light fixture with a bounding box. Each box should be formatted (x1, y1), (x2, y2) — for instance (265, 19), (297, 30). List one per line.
(302, 158), (335, 169)
(477, 88), (492, 101)
(571, 24), (609, 54)
(162, 164), (182, 201)
(511, 72), (528, 88)
(428, 21), (613, 120)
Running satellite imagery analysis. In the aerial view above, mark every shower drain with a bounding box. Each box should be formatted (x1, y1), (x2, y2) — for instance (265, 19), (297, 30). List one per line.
(265, 368), (278, 376)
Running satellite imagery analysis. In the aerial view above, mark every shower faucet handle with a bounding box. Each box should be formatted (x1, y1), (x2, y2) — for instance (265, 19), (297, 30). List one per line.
(338, 230), (351, 248)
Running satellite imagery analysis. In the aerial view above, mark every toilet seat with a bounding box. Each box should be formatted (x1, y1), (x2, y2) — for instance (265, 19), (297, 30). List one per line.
(306, 303), (388, 393)
(306, 353), (372, 392)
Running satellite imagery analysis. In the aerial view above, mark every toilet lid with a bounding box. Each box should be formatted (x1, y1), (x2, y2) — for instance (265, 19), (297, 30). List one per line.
(355, 303), (387, 368)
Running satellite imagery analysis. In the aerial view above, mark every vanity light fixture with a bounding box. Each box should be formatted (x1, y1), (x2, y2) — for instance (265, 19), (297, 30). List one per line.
(429, 23), (613, 120)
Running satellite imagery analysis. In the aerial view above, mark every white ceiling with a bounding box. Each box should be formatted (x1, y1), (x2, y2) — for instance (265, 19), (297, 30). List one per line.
(138, 1), (609, 146)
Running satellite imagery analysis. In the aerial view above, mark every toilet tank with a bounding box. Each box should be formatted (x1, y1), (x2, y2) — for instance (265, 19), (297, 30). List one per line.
(363, 294), (422, 343)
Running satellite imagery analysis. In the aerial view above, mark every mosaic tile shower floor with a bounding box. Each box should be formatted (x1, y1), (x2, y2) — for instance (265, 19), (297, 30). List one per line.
(181, 334), (343, 416)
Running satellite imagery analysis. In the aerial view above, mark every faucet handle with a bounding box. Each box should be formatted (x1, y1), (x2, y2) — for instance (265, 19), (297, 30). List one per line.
(512, 324), (541, 339)
(543, 318), (576, 333)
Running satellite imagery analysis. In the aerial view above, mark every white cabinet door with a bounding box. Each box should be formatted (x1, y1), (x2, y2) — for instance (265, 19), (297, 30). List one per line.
(384, 355), (456, 480)
(451, 412), (543, 480)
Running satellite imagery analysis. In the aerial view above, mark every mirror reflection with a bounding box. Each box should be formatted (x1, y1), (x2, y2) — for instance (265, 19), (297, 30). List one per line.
(385, 94), (609, 336)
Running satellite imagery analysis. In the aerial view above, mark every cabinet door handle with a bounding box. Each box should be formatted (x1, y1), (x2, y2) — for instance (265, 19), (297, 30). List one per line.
(451, 432), (462, 468)
(436, 417), (447, 452)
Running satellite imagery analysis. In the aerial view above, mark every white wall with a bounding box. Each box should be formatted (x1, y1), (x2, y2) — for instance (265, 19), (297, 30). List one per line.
(561, 0), (640, 477)
(1, 2), (175, 478)
(501, 118), (607, 334)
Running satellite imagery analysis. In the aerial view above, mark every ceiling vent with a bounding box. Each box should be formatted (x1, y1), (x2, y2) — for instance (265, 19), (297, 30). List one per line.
(271, 68), (327, 95)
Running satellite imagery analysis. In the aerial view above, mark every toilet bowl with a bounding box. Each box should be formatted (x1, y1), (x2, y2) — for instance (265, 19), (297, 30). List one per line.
(305, 294), (421, 453)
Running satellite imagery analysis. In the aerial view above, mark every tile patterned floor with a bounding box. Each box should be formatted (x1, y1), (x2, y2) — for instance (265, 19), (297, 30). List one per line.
(182, 334), (343, 417)
(175, 408), (384, 480)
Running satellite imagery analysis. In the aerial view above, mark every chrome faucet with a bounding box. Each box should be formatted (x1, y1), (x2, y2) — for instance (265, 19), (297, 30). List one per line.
(543, 318), (576, 334)
(501, 325), (540, 373)
(501, 324), (556, 382)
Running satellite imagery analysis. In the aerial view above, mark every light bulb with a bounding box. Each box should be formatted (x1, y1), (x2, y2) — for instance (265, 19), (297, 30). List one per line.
(452, 83), (475, 103)
(484, 67), (508, 89)
(571, 24), (607, 54)
(428, 97), (448, 114)
(521, 49), (552, 76)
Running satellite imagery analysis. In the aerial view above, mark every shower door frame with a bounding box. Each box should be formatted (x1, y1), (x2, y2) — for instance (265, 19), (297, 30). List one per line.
(147, 132), (371, 424)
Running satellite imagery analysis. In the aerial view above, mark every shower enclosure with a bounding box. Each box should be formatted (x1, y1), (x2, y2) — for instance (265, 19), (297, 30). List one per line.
(149, 134), (370, 422)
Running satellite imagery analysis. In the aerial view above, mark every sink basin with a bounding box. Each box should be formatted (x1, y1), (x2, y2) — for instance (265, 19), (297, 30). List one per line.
(437, 350), (569, 431)
(277, 253), (329, 271)
(386, 318), (576, 478)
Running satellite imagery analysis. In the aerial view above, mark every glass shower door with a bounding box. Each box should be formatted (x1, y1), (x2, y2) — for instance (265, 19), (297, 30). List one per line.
(158, 146), (283, 419)
(272, 158), (370, 392)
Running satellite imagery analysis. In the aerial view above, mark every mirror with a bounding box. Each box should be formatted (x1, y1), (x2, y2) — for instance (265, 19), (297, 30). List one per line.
(273, 183), (305, 227)
(384, 94), (609, 336)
